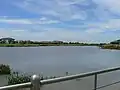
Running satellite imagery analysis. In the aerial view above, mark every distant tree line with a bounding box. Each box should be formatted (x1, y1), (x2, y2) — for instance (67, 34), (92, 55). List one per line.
(0, 37), (107, 46)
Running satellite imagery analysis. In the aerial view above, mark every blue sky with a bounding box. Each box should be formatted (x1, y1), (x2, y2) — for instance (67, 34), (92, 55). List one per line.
(0, 0), (120, 42)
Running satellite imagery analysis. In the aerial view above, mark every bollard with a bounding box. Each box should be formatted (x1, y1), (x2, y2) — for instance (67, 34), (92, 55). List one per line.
(31, 75), (40, 90)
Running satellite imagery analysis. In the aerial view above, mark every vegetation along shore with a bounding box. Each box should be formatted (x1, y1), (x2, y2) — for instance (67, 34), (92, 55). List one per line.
(0, 37), (101, 47)
(1, 37), (120, 50)
(0, 64), (70, 85)
(100, 39), (120, 50)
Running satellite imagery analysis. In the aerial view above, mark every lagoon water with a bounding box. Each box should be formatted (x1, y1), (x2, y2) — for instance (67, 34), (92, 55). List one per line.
(0, 46), (120, 90)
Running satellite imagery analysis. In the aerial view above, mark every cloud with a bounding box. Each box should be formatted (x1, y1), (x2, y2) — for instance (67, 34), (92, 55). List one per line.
(14, 0), (118, 21)
(1, 0), (120, 42)
(0, 28), (85, 41)
(0, 27), (84, 40)
(13, 0), (120, 24)
(0, 16), (20, 18)
(102, 19), (120, 30)
(0, 19), (32, 24)
(11, 29), (26, 32)
(38, 17), (60, 24)
(0, 27), (119, 43)
(80, 18), (120, 35)
(93, 0), (120, 14)
(85, 28), (105, 34)
(0, 17), (120, 42)
(0, 17), (60, 24)
(71, 11), (87, 20)
(15, 0), (89, 21)
(87, 19), (120, 30)
(56, 0), (85, 6)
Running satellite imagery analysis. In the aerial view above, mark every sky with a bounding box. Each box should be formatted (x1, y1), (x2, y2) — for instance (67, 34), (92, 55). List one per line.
(0, 0), (120, 42)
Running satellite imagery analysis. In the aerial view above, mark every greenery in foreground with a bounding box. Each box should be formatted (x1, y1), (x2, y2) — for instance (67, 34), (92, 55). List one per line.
(7, 73), (58, 85)
(0, 64), (57, 85)
(0, 64), (30, 85)
(0, 64), (11, 75)
(7, 72), (70, 85)
(8, 73), (31, 85)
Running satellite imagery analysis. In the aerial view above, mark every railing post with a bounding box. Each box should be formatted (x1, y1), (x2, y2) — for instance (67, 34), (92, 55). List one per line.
(31, 75), (41, 90)
(94, 74), (97, 90)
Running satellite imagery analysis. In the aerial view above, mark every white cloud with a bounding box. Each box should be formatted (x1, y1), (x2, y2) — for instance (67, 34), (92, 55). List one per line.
(0, 27), (119, 43)
(1, 0), (120, 42)
(0, 16), (8, 18)
(15, 0), (88, 20)
(0, 17), (60, 24)
(38, 17), (60, 24)
(0, 17), (120, 42)
(38, 20), (59, 24)
(103, 19), (120, 29)
(71, 11), (87, 20)
(14, 0), (120, 22)
(39, 17), (47, 21)
(93, 0), (120, 14)
(85, 28), (105, 34)
(56, 0), (85, 6)
(11, 29), (26, 32)
(0, 18), (33, 24)
(0, 27), (90, 41)
(84, 18), (120, 33)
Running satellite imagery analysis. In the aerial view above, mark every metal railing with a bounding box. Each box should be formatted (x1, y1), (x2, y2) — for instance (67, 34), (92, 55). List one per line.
(1, 66), (120, 90)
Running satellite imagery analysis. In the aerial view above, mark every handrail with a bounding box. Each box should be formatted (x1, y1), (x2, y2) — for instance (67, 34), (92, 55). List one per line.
(41, 66), (120, 85)
(0, 66), (120, 90)
(0, 82), (31, 90)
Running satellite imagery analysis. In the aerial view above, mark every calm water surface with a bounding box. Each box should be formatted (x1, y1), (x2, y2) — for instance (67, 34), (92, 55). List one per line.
(0, 46), (120, 90)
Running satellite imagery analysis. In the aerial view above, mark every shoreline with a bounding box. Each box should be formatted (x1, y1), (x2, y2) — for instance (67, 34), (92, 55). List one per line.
(1, 44), (120, 50)
(100, 44), (120, 50)
(0, 44), (100, 47)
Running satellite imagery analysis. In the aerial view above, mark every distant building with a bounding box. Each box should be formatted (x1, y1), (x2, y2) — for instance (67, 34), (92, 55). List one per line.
(52, 40), (63, 44)
(40, 41), (64, 44)
(0, 37), (15, 44)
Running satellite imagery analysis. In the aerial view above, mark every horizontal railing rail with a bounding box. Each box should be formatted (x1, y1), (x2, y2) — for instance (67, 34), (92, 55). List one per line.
(0, 66), (120, 90)
(40, 66), (120, 85)
(0, 82), (31, 90)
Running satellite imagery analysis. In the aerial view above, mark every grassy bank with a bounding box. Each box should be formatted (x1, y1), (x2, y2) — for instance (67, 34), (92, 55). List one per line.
(100, 44), (120, 50)
(0, 43), (100, 47)
(0, 44), (39, 47)
(0, 64), (31, 85)
(7, 73), (57, 85)
(1, 64), (72, 85)
(7, 72), (69, 85)
(8, 73), (31, 85)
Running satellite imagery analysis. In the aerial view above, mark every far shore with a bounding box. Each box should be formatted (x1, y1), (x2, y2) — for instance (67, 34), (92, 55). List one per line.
(1, 43), (120, 51)
(100, 44), (120, 50)
(0, 44), (100, 47)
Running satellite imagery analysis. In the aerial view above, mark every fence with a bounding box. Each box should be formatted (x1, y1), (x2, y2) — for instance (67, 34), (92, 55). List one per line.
(0, 66), (120, 90)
